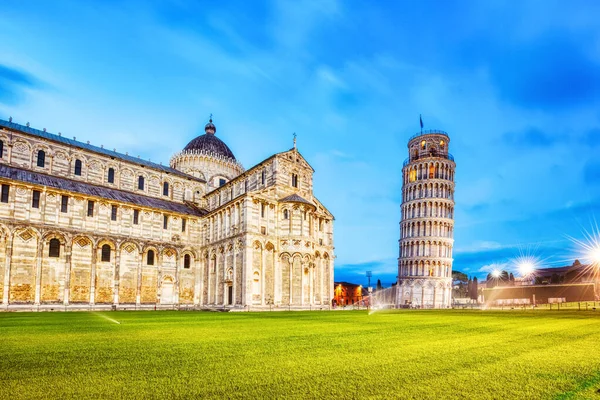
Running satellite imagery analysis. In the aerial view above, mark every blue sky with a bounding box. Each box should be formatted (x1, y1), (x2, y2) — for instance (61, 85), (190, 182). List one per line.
(1, 0), (599, 287)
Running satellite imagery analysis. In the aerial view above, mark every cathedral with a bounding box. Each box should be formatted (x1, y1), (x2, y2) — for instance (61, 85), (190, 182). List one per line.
(0, 117), (334, 310)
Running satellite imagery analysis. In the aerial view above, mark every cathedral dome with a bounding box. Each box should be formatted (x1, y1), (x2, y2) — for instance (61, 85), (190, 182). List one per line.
(183, 118), (236, 161)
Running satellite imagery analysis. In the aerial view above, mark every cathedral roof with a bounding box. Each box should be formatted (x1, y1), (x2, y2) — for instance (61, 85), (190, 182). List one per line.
(279, 193), (314, 207)
(0, 118), (205, 183)
(182, 118), (237, 161)
(0, 164), (206, 217)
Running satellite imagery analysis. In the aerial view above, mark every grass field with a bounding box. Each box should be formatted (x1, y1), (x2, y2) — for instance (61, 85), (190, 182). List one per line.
(2, 310), (600, 399)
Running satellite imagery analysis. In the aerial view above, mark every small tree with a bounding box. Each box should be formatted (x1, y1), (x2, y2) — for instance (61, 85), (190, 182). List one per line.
(376, 279), (382, 291)
(467, 277), (472, 298)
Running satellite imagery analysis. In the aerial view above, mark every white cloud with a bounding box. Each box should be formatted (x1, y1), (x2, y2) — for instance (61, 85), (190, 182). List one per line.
(478, 262), (509, 273)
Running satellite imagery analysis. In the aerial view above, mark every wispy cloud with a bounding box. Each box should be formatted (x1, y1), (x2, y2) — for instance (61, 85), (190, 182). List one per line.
(0, 64), (41, 105)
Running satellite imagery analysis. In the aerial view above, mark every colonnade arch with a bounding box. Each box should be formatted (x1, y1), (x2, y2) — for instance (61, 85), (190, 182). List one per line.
(400, 220), (454, 239)
(403, 182), (454, 201)
(404, 160), (455, 184)
(399, 240), (453, 259)
(401, 201), (454, 220)
(0, 226), (199, 306)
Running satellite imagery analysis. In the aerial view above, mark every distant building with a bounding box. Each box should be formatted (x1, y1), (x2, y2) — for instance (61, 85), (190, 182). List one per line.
(534, 260), (598, 288)
(397, 129), (455, 308)
(482, 260), (599, 305)
(482, 283), (596, 306)
(333, 282), (366, 306)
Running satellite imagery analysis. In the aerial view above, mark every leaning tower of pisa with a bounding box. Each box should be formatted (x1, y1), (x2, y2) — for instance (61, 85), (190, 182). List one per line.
(397, 129), (455, 308)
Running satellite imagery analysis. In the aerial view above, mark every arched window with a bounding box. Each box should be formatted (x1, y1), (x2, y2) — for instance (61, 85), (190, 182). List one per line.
(74, 159), (82, 176)
(107, 167), (115, 183)
(37, 150), (46, 167)
(147, 250), (155, 265)
(101, 244), (111, 262)
(291, 174), (298, 188)
(184, 254), (191, 269)
(48, 238), (60, 258)
(283, 209), (289, 220)
(409, 169), (416, 182)
(261, 170), (265, 184)
(163, 182), (169, 196)
(138, 176), (145, 190)
(0, 140), (4, 158)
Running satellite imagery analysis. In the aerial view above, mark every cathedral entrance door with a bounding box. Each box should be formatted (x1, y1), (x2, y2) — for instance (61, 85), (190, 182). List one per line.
(227, 285), (233, 305)
(160, 277), (174, 304)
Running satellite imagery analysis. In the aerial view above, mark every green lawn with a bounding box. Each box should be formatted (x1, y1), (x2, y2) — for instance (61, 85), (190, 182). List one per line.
(2, 310), (600, 399)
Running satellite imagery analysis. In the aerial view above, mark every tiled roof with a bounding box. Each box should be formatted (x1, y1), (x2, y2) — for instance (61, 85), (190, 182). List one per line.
(0, 164), (206, 217)
(0, 119), (205, 183)
(183, 133), (237, 161)
(279, 193), (314, 206)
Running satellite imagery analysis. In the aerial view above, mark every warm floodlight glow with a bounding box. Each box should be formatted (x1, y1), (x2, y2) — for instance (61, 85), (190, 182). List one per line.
(518, 261), (534, 276)
(588, 246), (600, 265)
(568, 222), (600, 268)
(491, 269), (501, 278)
(508, 246), (545, 280)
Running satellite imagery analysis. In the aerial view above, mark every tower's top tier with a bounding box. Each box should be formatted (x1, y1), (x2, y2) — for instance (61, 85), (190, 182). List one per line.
(405, 130), (453, 166)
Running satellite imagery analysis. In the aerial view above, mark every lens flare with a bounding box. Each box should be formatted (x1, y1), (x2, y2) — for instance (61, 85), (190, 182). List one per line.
(508, 245), (548, 281)
(518, 261), (534, 276)
(568, 221), (600, 268)
(491, 269), (501, 278)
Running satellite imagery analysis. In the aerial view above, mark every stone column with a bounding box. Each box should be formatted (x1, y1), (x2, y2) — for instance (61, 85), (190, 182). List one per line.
(194, 255), (202, 306)
(214, 253), (219, 305)
(319, 258), (323, 305)
(288, 257), (293, 305)
(442, 286), (447, 308)
(63, 242), (72, 306)
(232, 249), (237, 306)
(221, 253), (226, 306)
(113, 246), (120, 305)
(261, 248), (266, 306)
(90, 245), (97, 305)
(329, 258), (334, 304)
(433, 285), (437, 309)
(2, 236), (14, 305)
(309, 264), (314, 305)
(274, 253), (281, 304)
(136, 251), (143, 305)
(174, 252), (180, 305)
(34, 239), (43, 305)
(207, 256), (213, 305)
(243, 243), (253, 306)
(7, 142), (12, 164)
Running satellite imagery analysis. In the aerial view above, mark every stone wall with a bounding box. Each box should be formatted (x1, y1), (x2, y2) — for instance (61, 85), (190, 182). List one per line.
(0, 128), (205, 206)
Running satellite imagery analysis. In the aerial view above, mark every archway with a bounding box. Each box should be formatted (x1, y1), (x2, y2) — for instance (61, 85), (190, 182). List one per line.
(160, 276), (175, 305)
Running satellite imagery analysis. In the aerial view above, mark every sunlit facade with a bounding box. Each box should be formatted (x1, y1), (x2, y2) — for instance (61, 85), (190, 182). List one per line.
(0, 117), (334, 310)
(397, 130), (455, 308)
